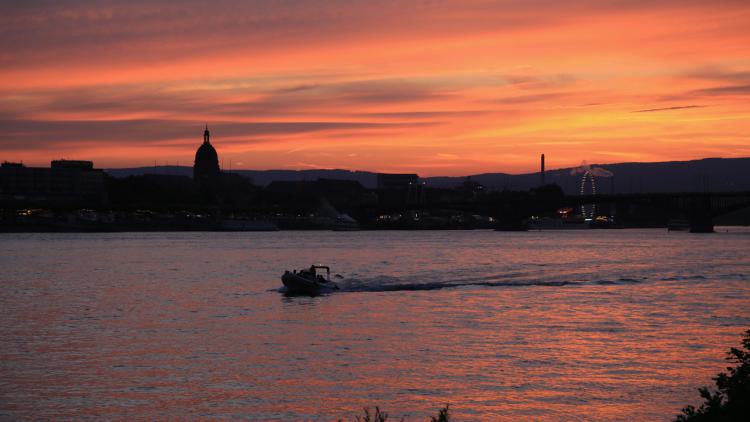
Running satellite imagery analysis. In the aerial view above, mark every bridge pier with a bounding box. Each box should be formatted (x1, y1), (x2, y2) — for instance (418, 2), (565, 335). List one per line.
(689, 217), (714, 233)
(688, 195), (714, 233)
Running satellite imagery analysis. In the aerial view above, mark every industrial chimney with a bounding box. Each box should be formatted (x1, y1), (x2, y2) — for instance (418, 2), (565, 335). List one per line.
(540, 154), (546, 186)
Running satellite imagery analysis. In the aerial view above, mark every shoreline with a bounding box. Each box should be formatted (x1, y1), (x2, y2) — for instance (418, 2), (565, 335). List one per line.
(2, 225), (747, 234)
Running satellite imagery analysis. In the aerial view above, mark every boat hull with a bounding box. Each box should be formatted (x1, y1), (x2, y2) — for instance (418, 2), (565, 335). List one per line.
(281, 272), (337, 294)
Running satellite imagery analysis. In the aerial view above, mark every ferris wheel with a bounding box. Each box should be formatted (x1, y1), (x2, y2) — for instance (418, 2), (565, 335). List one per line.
(571, 160), (612, 219)
(579, 170), (597, 218)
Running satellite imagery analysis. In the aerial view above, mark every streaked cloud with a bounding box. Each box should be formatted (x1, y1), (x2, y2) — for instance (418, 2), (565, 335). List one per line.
(633, 105), (705, 113)
(689, 85), (750, 97)
(1, 0), (749, 174)
(0, 119), (436, 149)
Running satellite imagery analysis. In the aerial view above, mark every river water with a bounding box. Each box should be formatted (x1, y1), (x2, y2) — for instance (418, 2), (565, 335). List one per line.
(1, 229), (749, 421)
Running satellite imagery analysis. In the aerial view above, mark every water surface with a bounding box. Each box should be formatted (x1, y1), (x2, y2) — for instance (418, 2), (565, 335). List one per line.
(1, 229), (749, 420)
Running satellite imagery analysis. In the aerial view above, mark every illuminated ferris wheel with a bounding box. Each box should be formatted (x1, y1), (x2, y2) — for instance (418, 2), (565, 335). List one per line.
(579, 170), (597, 218)
(571, 161), (613, 219)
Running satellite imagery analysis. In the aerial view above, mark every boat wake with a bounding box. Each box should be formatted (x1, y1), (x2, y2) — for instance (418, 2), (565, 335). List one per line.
(332, 274), (647, 293)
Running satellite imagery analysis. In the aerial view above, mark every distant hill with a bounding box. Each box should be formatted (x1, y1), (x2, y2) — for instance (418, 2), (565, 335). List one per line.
(426, 157), (750, 194)
(105, 167), (379, 188)
(233, 169), (378, 188)
(106, 166), (193, 179)
(105, 157), (750, 195)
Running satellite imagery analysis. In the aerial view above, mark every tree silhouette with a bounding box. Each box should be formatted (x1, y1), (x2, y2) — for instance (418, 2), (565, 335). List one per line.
(676, 329), (750, 421)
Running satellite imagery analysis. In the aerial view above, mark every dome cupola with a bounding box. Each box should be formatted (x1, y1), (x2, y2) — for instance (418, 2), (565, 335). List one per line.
(193, 125), (220, 181)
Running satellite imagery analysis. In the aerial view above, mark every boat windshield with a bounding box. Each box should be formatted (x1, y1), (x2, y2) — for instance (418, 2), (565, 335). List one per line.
(302, 265), (330, 280)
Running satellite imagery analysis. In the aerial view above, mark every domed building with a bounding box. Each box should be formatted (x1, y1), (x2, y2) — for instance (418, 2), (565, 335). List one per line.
(193, 125), (220, 182)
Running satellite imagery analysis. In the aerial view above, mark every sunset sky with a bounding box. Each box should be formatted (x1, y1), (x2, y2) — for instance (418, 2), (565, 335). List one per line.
(1, 0), (749, 176)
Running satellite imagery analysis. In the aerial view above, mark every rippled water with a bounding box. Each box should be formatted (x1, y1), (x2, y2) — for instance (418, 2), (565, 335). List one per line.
(1, 229), (749, 421)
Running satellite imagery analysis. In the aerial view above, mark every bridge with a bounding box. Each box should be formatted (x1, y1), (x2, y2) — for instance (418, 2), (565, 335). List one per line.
(566, 191), (750, 232)
(408, 190), (750, 233)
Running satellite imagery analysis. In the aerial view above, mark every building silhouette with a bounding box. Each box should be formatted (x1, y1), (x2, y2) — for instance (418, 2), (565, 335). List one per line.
(0, 160), (105, 204)
(193, 125), (220, 182)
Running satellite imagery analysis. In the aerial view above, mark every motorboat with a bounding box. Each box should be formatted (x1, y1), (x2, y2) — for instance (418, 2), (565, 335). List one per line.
(281, 265), (339, 294)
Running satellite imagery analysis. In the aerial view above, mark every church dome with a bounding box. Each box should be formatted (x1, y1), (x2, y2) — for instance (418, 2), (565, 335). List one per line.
(193, 126), (220, 181)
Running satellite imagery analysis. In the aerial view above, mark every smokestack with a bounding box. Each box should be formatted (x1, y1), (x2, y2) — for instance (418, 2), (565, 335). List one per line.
(540, 154), (546, 186)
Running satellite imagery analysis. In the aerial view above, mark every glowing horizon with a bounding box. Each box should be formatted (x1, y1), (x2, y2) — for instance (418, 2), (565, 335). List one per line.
(1, 1), (749, 176)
